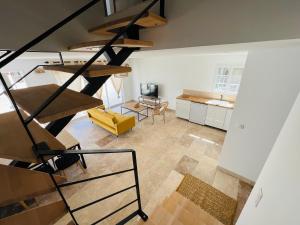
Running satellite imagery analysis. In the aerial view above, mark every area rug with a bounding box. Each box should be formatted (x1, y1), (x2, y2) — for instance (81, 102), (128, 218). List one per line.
(177, 174), (237, 225)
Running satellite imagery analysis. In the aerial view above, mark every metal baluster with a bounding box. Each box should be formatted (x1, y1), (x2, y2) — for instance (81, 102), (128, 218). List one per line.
(132, 151), (148, 221)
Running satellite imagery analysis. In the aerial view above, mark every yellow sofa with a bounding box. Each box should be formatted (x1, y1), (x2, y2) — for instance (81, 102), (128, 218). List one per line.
(87, 108), (135, 136)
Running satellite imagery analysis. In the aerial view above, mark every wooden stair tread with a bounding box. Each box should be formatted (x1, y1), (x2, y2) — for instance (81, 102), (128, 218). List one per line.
(44, 65), (131, 78)
(11, 84), (102, 123)
(0, 200), (67, 225)
(0, 110), (65, 163)
(69, 38), (154, 51)
(163, 192), (224, 225)
(0, 164), (66, 206)
(90, 12), (167, 35)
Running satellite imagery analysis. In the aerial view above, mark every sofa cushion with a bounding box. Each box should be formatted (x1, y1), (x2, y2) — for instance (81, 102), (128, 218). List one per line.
(88, 108), (116, 128)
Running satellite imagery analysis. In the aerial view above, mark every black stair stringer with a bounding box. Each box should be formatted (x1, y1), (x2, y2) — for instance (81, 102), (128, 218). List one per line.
(46, 47), (135, 136)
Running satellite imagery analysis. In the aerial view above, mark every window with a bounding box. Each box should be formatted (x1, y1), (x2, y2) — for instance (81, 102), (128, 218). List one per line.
(0, 71), (26, 113)
(214, 65), (244, 94)
(0, 83), (13, 113)
(5, 71), (27, 89)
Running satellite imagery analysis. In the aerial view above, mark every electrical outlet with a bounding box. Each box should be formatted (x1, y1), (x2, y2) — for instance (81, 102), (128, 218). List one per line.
(255, 188), (263, 207)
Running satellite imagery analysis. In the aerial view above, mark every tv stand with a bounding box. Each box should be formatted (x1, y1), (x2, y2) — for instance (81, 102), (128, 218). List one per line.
(138, 96), (161, 109)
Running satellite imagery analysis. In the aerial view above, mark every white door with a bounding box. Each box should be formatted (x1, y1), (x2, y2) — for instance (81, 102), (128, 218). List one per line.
(176, 99), (191, 120)
(103, 78), (124, 108)
(189, 102), (207, 125)
(205, 105), (227, 129)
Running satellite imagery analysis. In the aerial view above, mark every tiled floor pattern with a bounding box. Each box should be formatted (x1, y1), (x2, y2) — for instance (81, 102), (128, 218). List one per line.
(38, 110), (252, 225)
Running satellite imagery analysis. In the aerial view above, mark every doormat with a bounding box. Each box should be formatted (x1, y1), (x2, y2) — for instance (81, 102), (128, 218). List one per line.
(177, 174), (237, 225)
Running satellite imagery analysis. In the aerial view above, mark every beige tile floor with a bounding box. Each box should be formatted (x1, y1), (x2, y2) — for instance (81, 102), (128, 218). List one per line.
(46, 110), (252, 225)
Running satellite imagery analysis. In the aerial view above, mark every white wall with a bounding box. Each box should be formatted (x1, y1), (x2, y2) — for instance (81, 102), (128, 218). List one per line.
(0, 53), (98, 89)
(236, 91), (300, 225)
(1, 58), (57, 87)
(126, 53), (247, 109)
(219, 47), (300, 182)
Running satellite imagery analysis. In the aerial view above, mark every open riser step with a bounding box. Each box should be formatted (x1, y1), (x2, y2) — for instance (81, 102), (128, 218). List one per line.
(89, 12), (167, 35)
(0, 164), (66, 207)
(69, 38), (154, 51)
(10, 84), (102, 123)
(44, 64), (131, 78)
(0, 110), (65, 163)
(0, 200), (67, 225)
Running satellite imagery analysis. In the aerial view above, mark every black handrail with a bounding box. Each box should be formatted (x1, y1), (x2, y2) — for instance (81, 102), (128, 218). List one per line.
(24, 0), (160, 125)
(0, 50), (12, 60)
(59, 168), (134, 188)
(37, 149), (134, 156)
(0, 0), (102, 69)
(0, 52), (64, 96)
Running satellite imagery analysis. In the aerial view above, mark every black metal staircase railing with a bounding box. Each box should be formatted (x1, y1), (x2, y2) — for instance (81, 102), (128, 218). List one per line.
(0, 0), (165, 223)
(36, 147), (147, 225)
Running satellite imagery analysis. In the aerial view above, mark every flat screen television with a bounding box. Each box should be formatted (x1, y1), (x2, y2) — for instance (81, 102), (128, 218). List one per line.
(140, 83), (158, 98)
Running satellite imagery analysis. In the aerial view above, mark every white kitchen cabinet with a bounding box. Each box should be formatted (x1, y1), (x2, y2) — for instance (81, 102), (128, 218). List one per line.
(205, 105), (227, 129)
(223, 109), (233, 131)
(189, 102), (207, 125)
(176, 99), (191, 120)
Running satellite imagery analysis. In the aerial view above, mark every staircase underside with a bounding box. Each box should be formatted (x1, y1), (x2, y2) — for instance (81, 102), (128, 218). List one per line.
(0, 200), (67, 225)
(69, 38), (154, 51)
(0, 110), (65, 163)
(0, 164), (66, 206)
(44, 64), (131, 78)
(89, 12), (167, 35)
(10, 84), (102, 123)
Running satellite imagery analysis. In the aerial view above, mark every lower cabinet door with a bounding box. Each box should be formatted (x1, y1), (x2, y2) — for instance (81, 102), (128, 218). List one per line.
(189, 102), (207, 125)
(176, 99), (191, 120)
(205, 105), (227, 129)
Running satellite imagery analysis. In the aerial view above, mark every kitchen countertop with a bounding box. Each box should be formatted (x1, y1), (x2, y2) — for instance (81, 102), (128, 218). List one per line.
(177, 94), (235, 109)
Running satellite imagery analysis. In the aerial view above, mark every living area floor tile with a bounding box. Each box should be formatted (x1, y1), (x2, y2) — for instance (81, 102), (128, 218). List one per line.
(48, 110), (248, 224)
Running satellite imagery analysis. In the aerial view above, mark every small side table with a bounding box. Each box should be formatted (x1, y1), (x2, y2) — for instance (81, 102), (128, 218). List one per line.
(121, 101), (149, 121)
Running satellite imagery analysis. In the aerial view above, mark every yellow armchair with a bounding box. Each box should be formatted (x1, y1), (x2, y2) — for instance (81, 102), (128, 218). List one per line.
(87, 108), (135, 136)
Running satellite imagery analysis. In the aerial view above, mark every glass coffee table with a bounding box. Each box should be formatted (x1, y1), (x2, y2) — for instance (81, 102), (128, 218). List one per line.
(121, 101), (149, 121)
